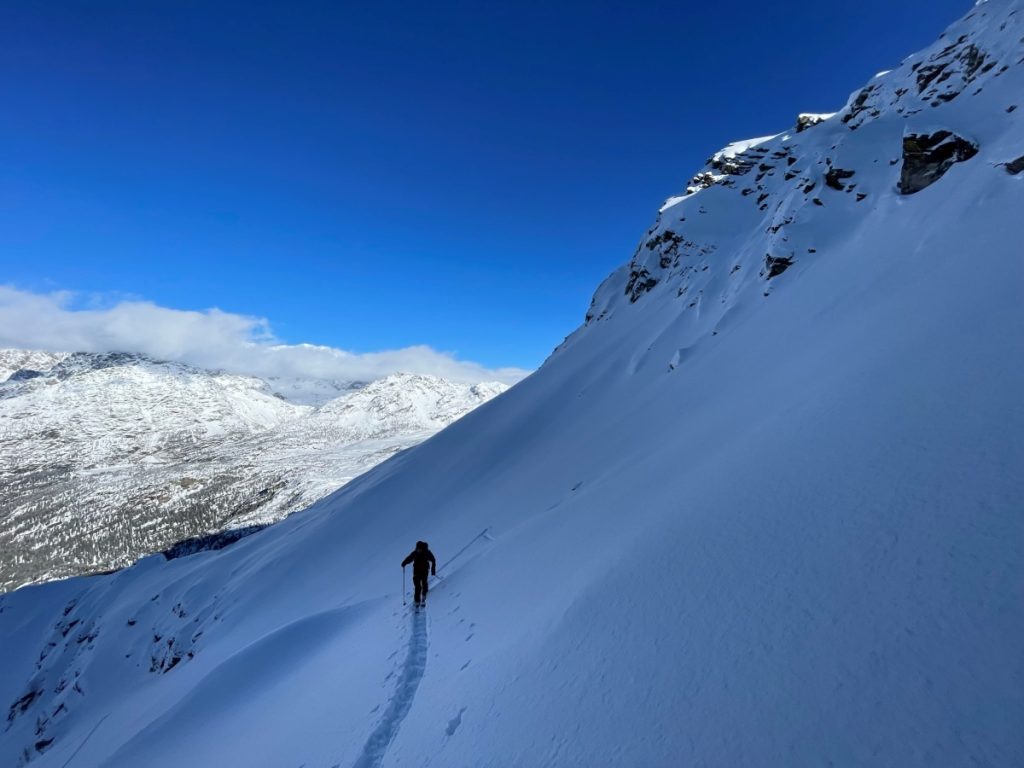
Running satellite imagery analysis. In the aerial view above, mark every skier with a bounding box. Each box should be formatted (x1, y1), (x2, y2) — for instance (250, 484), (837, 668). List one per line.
(401, 540), (437, 607)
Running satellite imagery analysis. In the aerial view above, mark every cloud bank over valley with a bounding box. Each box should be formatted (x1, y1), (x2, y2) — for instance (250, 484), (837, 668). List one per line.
(0, 286), (529, 385)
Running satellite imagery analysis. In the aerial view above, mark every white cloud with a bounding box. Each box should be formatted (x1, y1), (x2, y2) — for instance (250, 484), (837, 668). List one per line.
(0, 286), (529, 385)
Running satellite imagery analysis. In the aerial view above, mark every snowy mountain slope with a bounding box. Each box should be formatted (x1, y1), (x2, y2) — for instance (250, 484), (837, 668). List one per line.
(0, 350), (69, 383)
(2, 2), (1023, 766)
(0, 352), (506, 592)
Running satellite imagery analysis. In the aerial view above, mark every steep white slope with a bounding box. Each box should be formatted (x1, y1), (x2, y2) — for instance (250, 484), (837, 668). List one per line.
(1, 2), (1022, 766)
(0, 354), (506, 591)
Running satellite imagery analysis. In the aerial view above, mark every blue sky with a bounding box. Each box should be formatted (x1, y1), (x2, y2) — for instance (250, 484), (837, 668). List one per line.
(0, 0), (970, 374)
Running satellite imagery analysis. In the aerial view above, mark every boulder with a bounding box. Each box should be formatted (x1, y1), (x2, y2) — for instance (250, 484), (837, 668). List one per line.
(795, 113), (831, 132)
(898, 131), (978, 194)
(825, 167), (856, 191)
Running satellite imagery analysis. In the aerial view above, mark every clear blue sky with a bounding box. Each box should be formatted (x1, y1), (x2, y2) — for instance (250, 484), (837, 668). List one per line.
(0, 0), (970, 370)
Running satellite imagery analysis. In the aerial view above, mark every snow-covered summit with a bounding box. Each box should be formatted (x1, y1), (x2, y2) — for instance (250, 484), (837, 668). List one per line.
(1, 3), (1021, 766)
(316, 373), (506, 436)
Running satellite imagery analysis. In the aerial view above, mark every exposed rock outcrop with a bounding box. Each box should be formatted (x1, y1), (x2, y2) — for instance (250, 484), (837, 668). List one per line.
(625, 268), (658, 302)
(914, 41), (995, 103)
(795, 113), (832, 132)
(825, 167), (856, 191)
(763, 254), (795, 279)
(898, 131), (978, 194)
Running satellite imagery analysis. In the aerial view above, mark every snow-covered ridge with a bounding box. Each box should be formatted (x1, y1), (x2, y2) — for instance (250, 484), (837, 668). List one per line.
(0, 2), (1021, 766)
(0, 349), (69, 383)
(0, 350), (507, 592)
(581, 0), (1022, 338)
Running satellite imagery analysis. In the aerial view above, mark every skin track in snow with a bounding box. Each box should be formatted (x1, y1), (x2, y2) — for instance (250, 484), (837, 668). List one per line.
(352, 609), (430, 768)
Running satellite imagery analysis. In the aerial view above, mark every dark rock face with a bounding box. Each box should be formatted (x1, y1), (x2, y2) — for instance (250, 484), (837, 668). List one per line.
(898, 131), (978, 194)
(764, 255), (794, 279)
(5, 368), (46, 382)
(824, 168), (856, 191)
(842, 84), (880, 127)
(625, 268), (658, 302)
(915, 41), (995, 102)
(162, 524), (270, 561)
(795, 113), (828, 132)
(1005, 155), (1024, 175)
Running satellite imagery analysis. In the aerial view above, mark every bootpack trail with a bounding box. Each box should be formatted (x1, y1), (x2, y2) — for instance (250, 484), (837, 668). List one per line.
(350, 609), (429, 768)
(350, 528), (492, 768)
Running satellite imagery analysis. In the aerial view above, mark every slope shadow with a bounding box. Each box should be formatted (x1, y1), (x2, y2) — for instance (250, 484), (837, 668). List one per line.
(102, 604), (372, 767)
(161, 524), (270, 561)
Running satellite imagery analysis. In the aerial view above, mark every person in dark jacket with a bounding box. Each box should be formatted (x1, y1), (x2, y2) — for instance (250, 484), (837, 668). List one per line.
(401, 541), (437, 606)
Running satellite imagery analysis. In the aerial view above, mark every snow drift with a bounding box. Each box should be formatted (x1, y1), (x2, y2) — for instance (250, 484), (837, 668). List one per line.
(2, 2), (1022, 765)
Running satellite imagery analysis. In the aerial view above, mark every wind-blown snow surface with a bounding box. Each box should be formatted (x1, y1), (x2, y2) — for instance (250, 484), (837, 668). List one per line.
(2, 2), (1023, 765)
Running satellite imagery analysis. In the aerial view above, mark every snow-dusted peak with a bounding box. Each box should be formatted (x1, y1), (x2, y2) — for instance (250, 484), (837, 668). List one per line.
(0, 351), (302, 455)
(577, 0), (1023, 351)
(306, 373), (506, 443)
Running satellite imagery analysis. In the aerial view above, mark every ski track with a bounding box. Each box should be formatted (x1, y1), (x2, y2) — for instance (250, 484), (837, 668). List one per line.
(351, 607), (429, 768)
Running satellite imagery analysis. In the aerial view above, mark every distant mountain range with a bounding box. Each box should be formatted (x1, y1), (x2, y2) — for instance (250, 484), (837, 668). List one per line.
(0, 349), (506, 592)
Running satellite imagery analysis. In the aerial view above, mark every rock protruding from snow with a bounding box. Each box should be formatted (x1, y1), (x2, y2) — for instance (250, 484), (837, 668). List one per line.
(1005, 154), (1024, 174)
(898, 131), (979, 194)
(576, 0), (1022, 340)
(795, 112), (834, 132)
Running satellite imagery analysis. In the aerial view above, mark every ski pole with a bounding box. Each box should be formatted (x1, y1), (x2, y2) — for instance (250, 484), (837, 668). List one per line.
(402, 565), (406, 606)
